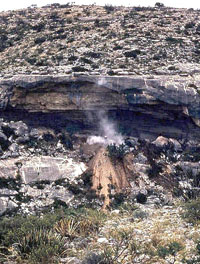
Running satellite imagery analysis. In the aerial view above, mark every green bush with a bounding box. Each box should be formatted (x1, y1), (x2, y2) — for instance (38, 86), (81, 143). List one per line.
(157, 241), (183, 260)
(18, 228), (65, 263)
(182, 198), (200, 224)
(104, 4), (115, 13)
(106, 143), (127, 160)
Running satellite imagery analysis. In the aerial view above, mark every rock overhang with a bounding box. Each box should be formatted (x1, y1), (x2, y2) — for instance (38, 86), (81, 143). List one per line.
(0, 74), (200, 140)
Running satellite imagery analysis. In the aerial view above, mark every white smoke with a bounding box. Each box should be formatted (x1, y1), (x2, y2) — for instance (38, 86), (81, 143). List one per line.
(87, 111), (124, 146)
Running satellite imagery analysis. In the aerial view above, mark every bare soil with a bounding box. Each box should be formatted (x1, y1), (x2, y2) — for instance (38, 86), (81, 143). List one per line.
(90, 147), (133, 209)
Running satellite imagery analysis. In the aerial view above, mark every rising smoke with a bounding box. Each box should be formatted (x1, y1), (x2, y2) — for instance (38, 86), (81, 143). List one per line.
(87, 111), (124, 146)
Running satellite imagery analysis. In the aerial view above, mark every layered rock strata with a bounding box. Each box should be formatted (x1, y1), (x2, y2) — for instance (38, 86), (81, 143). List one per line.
(0, 74), (200, 140)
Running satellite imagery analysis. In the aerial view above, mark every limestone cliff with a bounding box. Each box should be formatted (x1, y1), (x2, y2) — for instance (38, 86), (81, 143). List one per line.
(0, 74), (200, 140)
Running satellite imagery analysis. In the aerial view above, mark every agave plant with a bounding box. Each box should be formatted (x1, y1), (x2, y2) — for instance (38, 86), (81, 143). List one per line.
(17, 228), (65, 263)
(54, 218), (80, 240)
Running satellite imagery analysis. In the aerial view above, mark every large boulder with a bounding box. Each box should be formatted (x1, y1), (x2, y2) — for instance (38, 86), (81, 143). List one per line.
(0, 156), (87, 183)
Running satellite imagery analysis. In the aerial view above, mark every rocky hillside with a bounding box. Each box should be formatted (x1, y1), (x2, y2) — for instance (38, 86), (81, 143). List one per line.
(0, 4), (200, 76)
(0, 1), (200, 220)
(0, 4), (200, 264)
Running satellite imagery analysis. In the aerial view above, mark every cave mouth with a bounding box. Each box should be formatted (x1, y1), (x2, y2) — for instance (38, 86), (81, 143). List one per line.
(0, 107), (198, 141)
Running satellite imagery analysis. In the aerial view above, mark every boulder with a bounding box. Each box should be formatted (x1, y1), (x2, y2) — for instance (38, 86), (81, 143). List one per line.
(10, 121), (29, 138)
(152, 136), (169, 149)
(169, 138), (182, 152)
(0, 198), (18, 216)
(0, 131), (9, 149)
(20, 156), (87, 184)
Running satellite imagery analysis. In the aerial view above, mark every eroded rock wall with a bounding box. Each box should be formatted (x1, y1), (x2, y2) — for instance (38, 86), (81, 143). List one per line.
(0, 75), (200, 140)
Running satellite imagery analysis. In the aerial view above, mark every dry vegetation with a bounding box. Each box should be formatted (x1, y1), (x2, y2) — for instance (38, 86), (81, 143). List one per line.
(0, 3), (200, 76)
(0, 200), (200, 264)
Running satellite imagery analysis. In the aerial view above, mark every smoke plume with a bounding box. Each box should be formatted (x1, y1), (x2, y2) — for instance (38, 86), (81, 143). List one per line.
(87, 111), (123, 146)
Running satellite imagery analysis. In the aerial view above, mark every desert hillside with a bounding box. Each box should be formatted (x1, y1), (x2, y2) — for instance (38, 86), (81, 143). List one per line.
(0, 3), (200, 76)
(0, 3), (200, 264)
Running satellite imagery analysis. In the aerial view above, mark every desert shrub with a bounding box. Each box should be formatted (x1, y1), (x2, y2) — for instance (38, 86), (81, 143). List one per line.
(109, 192), (128, 209)
(0, 212), (68, 263)
(147, 161), (163, 178)
(107, 143), (127, 160)
(136, 192), (147, 204)
(182, 149), (200, 162)
(0, 177), (20, 190)
(182, 198), (200, 224)
(34, 36), (46, 44)
(157, 241), (183, 260)
(54, 218), (80, 240)
(104, 4), (115, 13)
(185, 22), (195, 29)
(155, 2), (165, 8)
(81, 252), (108, 264)
(82, 171), (93, 187)
(30, 180), (50, 189)
(107, 70), (115, 76)
(52, 199), (68, 209)
(18, 228), (65, 263)
(124, 50), (140, 58)
(32, 22), (45, 32)
(0, 207), (107, 262)
(133, 209), (149, 220)
(197, 241), (200, 255)
(165, 36), (182, 43)
(72, 66), (88, 72)
(54, 210), (105, 240)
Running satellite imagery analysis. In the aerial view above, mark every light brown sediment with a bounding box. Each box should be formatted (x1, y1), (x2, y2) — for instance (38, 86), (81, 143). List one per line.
(91, 147), (132, 209)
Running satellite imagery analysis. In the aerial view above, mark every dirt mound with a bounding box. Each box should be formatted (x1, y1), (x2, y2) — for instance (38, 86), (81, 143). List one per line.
(90, 147), (133, 209)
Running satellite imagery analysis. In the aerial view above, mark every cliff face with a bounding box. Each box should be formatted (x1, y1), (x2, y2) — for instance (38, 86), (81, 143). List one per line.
(1, 74), (200, 215)
(1, 74), (200, 140)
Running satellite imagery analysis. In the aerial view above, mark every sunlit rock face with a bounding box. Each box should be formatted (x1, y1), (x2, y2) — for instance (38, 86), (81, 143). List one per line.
(0, 74), (200, 141)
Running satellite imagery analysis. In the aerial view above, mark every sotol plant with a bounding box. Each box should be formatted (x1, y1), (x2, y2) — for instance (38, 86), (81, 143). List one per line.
(106, 143), (127, 161)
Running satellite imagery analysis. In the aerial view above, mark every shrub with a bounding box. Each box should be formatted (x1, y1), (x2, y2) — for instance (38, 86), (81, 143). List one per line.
(124, 50), (140, 58)
(106, 143), (127, 160)
(72, 66), (88, 72)
(34, 36), (46, 44)
(18, 228), (65, 263)
(104, 4), (115, 13)
(0, 177), (21, 190)
(185, 22), (195, 29)
(155, 2), (165, 8)
(133, 209), (149, 220)
(109, 192), (127, 208)
(81, 252), (108, 264)
(54, 218), (80, 240)
(157, 241), (183, 260)
(182, 198), (200, 224)
(0, 212), (67, 263)
(165, 36), (182, 44)
(54, 212), (104, 240)
(82, 171), (93, 187)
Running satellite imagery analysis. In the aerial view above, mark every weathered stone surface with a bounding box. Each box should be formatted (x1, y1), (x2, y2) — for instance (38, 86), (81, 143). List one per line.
(0, 156), (87, 183)
(0, 198), (17, 216)
(0, 189), (18, 197)
(0, 161), (18, 179)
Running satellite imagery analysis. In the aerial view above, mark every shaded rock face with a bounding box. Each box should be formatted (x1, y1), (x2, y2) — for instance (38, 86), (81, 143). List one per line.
(0, 75), (200, 141)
